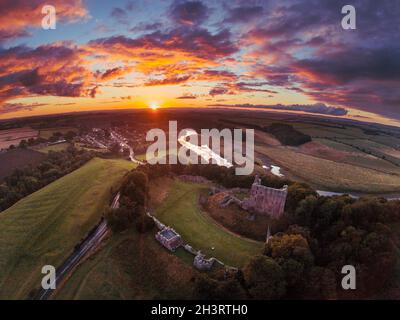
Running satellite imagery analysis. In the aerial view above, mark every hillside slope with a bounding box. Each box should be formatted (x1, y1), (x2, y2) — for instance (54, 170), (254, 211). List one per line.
(0, 158), (136, 299)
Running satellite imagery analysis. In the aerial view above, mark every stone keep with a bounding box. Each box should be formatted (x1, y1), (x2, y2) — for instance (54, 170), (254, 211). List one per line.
(242, 175), (288, 218)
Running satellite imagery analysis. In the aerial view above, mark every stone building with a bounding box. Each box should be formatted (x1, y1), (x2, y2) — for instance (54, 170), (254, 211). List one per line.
(155, 227), (183, 252)
(193, 253), (216, 271)
(241, 175), (288, 218)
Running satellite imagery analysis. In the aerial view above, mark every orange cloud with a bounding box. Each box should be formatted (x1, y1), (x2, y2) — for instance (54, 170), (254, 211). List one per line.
(0, 0), (88, 42)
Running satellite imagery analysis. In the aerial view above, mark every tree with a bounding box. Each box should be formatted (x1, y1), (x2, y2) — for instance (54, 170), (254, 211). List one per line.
(305, 266), (337, 299)
(105, 207), (134, 232)
(135, 211), (155, 233)
(64, 131), (77, 141)
(264, 233), (314, 291)
(121, 170), (148, 206)
(19, 139), (27, 148)
(110, 143), (121, 155)
(242, 255), (286, 299)
(194, 274), (246, 300)
(286, 182), (316, 214)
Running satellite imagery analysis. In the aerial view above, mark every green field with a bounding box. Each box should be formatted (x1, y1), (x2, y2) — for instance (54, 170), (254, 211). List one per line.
(39, 127), (77, 139)
(54, 228), (197, 300)
(34, 142), (71, 153)
(0, 157), (136, 299)
(154, 180), (263, 267)
(256, 145), (400, 193)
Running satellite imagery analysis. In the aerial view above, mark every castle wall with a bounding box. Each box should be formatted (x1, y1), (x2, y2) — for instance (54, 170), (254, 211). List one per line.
(242, 177), (288, 218)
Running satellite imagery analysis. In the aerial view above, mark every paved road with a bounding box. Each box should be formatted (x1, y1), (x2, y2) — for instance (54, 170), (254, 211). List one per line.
(110, 130), (144, 164)
(35, 193), (120, 300)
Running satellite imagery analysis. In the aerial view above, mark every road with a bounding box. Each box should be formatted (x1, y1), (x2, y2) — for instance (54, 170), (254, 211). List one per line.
(35, 193), (120, 300)
(110, 130), (144, 164)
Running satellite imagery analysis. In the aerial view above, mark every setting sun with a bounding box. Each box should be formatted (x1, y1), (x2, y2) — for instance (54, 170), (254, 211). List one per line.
(149, 103), (160, 110)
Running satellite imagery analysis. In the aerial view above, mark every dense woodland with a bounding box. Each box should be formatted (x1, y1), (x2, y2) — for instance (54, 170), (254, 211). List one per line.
(264, 123), (312, 146)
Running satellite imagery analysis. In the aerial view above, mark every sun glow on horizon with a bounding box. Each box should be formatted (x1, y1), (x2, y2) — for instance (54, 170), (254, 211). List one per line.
(149, 102), (160, 110)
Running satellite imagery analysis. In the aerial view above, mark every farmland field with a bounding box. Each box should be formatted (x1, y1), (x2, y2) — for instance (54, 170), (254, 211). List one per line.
(0, 149), (45, 181)
(39, 127), (77, 139)
(34, 142), (71, 154)
(0, 157), (136, 299)
(153, 180), (263, 267)
(0, 127), (38, 150)
(256, 145), (400, 193)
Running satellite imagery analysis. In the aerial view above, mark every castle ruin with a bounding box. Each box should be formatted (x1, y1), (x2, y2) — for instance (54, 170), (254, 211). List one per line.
(241, 175), (288, 218)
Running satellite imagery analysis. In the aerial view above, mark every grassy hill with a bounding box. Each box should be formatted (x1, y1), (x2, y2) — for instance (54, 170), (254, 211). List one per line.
(154, 180), (263, 267)
(55, 179), (262, 300)
(54, 227), (197, 300)
(0, 157), (136, 299)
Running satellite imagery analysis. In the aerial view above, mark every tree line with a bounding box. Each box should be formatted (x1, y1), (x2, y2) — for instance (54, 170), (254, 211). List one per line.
(0, 146), (93, 212)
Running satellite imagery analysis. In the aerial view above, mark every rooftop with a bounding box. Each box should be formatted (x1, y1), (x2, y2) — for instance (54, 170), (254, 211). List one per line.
(160, 228), (179, 240)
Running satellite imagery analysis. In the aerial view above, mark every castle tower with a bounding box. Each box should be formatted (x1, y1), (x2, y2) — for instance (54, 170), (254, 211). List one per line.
(254, 175), (261, 186)
(241, 177), (288, 218)
(266, 225), (272, 244)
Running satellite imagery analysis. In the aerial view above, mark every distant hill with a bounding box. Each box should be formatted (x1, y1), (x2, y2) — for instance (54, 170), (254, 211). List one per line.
(264, 123), (311, 146)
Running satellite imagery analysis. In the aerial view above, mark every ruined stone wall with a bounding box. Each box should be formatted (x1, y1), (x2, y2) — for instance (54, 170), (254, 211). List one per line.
(242, 177), (288, 218)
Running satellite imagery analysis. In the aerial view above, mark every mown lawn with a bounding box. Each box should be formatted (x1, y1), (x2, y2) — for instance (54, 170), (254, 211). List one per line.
(0, 157), (136, 299)
(154, 180), (263, 267)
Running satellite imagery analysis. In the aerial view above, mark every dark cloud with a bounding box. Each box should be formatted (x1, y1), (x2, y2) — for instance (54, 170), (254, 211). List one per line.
(225, 6), (264, 23)
(291, 47), (400, 117)
(130, 22), (163, 33)
(89, 27), (237, 61)
(209, 87), (230, 96)
(110, 7), (129, 25)
(0, 44), (96, 103)
(0, 29), (31, 43)
(169, 1), (209, 26)
(295, 48), (400, 84)
(0, 0), (88, 44)
(145, 75), (191, 86)
(177, 94), (197, 99)
(98, 67), (132, 81)
(0, 102), (47, 114)
(208, 103), (348, 116)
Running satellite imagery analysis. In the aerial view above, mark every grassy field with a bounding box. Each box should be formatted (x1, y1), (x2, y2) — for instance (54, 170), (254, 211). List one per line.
(54, 228), (197, 300)
(154, 180), (263, 267)
(256, 145), (400, 193)
(0, 127), (38, 149)
(34, 142), (71, 153)
(0, 149), (45, 181)
(0, 157), (136, 299)
(39, 127), (77, 139)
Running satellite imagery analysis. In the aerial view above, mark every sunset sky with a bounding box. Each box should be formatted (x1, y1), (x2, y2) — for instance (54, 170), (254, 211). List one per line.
(0, 0), (399, 125)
